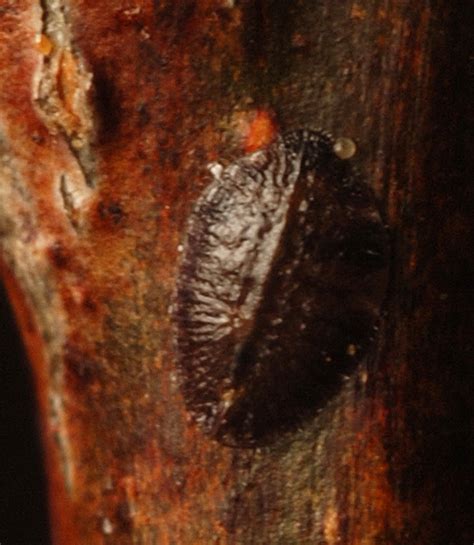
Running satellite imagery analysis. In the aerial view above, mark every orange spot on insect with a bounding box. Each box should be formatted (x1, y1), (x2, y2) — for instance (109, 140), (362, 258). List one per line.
(233, 110), (277, 153)
(244, 110), (277, 152)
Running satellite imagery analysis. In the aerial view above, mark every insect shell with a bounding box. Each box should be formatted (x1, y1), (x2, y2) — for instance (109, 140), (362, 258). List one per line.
(173, 130), (388, 447)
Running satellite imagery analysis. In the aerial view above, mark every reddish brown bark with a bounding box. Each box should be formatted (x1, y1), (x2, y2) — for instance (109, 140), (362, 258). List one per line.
(0, 1), (472, 544)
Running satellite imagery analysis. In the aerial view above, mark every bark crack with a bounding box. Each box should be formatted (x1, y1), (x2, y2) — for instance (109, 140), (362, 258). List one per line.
(35, 0), (97, 188)
(59, 173), (80, 231)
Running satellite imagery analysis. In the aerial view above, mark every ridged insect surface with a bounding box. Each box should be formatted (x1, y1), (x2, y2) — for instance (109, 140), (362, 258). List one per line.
(174, 130), (388, 446)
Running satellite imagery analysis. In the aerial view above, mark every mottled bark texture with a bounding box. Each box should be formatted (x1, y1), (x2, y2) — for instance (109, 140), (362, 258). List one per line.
(0, 1), (472, 544)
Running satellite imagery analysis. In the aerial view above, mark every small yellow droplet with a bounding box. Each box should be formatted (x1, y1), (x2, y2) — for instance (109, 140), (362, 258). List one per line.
(37, 34), (53, 56)
(333, 137), (357, 160)
(71, 137), (83, 149)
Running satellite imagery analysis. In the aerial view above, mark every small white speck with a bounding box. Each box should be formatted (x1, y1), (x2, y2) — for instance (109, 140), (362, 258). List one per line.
(298, 199), (308, 212)
(196, 413), (207, 424)
(177, 244), (184, 253)
(123, 6), (141, 16)
(102, 517), (114, 535)
(208, 162), (224, 179)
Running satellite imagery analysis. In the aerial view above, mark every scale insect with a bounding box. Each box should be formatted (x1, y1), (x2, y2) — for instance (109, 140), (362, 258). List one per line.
(173, 129), (388, 447)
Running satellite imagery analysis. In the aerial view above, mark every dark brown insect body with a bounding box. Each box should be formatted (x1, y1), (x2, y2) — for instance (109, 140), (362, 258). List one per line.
(174, 130), (388, 446)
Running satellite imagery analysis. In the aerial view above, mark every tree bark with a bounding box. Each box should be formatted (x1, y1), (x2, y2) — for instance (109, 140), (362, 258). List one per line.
(0, 1), (472, 544)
